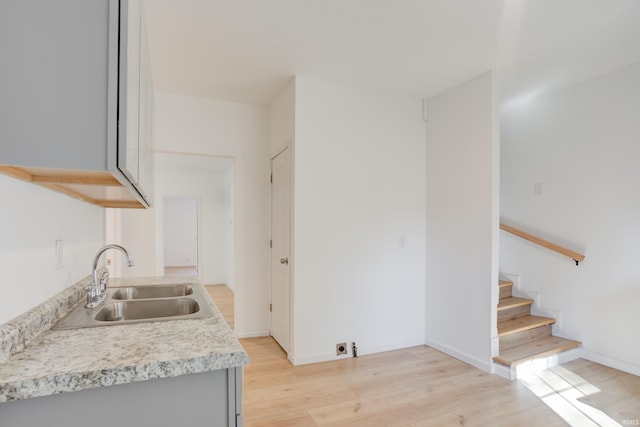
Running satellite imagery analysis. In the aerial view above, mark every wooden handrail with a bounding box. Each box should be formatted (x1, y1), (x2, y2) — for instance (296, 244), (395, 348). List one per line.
(500, 223), (585, 266)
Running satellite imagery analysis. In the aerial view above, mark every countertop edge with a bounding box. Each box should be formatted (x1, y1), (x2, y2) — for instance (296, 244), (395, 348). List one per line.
(0, 276), (249, 403)
(0, 351), (249, 403)
(0, 273), (95, 363)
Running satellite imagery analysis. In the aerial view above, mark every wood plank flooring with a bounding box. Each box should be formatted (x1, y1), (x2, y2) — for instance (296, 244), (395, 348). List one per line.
(239, 337), (640, 426)
(215, 283), (638, 425)
(240, 337), (640, 427)
(205, 284), (234, 331)
(164, 266), (198, 277)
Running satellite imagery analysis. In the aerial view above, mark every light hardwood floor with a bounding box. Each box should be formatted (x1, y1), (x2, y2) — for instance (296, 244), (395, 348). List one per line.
(205, 284), (234, 331)
(239, 337), (640, 426)
(209, 286), (639, 425)
(164, 266), (198, 277)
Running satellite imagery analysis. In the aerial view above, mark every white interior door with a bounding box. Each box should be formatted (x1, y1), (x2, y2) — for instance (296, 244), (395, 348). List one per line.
(270, 148), (291, 353)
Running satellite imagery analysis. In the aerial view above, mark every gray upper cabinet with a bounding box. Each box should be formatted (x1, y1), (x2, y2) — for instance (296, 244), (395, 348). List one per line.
(0, 0), (153, 208)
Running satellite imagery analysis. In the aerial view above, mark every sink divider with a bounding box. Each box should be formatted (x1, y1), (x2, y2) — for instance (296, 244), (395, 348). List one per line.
(51, 281), (214, 330)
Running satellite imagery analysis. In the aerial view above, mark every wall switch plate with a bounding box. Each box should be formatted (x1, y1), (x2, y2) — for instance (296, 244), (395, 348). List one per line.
(55, 240), (63, 270)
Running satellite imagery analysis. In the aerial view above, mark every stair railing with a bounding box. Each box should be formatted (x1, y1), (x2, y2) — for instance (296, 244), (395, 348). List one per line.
(500, 222), (585, 266)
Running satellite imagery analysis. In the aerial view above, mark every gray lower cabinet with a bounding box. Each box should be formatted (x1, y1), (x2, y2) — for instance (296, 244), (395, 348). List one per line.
(0, 0), (153, 208)
(0, 368), (243, 427)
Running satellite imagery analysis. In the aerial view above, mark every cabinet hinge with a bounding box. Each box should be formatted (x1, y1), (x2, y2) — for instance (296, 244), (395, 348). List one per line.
(270, 173), (273, 183)
(269, 303), (272, 312)
(269, 239), (272, 248)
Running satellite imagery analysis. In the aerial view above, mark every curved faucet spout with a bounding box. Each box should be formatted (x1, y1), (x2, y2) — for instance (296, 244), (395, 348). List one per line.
(92, 244), (134, 285)
(86, 244), (135, 308)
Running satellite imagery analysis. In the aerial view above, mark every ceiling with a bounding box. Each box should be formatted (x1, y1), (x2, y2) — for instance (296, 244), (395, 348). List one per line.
(143, 0), (640, 108)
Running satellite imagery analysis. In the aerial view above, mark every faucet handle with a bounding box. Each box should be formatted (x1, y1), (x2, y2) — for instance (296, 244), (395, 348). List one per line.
(84, 284), (102, 308)
(99, 270), (109, 284)
(98, 270), (109, 293)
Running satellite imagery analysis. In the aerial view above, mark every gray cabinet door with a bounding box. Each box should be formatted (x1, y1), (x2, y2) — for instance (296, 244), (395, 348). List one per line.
(0, 0), (152, 207)
(0, 370), (233, 427)
(118, 0), (141, 187)
(0, 0), (114, 171)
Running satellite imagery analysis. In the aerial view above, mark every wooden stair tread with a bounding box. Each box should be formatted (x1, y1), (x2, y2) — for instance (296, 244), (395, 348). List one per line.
(499, 280), (513, 287)
(493, 336), (581, 366)
(498, 315), (555, 336)
(497, 297), (534, 310)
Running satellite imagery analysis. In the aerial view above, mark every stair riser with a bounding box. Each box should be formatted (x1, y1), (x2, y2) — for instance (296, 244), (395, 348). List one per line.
(499, 284), (513, 299)
(498, 304), (531, 322)
(495, 280), (581, 369)
(500, 325), (552, 351)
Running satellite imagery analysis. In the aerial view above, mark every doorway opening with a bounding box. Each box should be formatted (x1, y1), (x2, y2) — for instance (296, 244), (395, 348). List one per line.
(156, 152), (235, 329)
(163, 196), (198, 277)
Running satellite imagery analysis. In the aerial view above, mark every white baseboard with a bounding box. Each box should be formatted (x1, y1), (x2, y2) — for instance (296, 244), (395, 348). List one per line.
(234, 330), (270, 339)
(290, 339), (426, 366)
(287, 353), (295, 365)
(289, 352), (337, 366)
(424, 338), (492, 373)
(356, 339), (426, 358)
(492, 362), (516, 380)
(557, 347), (582, 364)
(581, 349), (640, 377)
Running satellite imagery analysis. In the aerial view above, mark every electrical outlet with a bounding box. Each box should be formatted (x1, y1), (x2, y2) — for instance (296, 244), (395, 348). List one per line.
(336, 342), (347, 356)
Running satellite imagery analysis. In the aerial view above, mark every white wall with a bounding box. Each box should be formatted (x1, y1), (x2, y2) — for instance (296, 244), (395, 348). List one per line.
(0, 176), (104, 324)
(500, 63), (640, 376)
(112, 207), (156, 278)
(425, 71), (499, 372)
(269, 79), (295, 156)
(292, 76), (426, 364)
(223, 168), (234, 291)
(156, 167), (229, 285)
(154, 92), (270, 337)
(163, 197), (198, 267)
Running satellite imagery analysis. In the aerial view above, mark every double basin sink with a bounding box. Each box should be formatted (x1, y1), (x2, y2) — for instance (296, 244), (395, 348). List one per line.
(53, 283), (214, 330)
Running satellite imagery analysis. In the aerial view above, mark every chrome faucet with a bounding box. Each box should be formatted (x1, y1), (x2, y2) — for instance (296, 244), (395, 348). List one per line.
(86, 244), (134, 308)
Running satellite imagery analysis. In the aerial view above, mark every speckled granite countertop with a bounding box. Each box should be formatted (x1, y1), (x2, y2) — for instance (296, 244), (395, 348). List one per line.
(0, 275), (248, 402)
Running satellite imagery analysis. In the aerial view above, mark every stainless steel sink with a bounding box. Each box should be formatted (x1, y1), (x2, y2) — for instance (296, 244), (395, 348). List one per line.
(53, 282), (214, 330)
(95, 299), (200, 322)
(111, 284), (193, 300)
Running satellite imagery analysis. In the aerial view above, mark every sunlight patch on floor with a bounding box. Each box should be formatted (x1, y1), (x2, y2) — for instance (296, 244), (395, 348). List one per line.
(519, 365), (622, 427)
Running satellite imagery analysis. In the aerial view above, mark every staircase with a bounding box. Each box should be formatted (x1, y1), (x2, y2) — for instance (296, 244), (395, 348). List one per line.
(493, 280), (581, 367)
